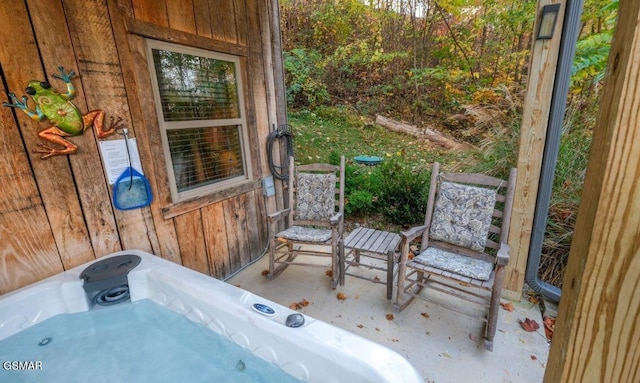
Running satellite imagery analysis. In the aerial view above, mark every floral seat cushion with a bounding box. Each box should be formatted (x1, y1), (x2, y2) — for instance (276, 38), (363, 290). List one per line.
(413, 247), (493, 281)
(276, 226), (333, 243)
(295, 172), (336, 221)
(429, 182), (497, 252)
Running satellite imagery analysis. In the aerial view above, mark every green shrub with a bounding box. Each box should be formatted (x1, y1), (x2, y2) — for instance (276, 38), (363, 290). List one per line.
(283, 48), (329, 109)
(376, 158), (430, 225)
(345, 189), (376, 216)
(330, 152), (378, 216)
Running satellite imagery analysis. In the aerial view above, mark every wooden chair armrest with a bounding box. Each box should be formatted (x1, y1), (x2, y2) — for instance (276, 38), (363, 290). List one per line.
(396, 225), (427, 266)
(267, 208), (290, 223)
(496, 242), (510, 266)
(330, 212), (343, 227)
(400, 225), (427, 242)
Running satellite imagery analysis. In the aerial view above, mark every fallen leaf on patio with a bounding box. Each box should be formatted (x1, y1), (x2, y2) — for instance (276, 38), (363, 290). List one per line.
(289, 299), (311, 310)
(337, 292), (347, 300)
(375, 328), (380, 331)
(469, 334), (477, 341)
(261, 270), (269, 276)
(458, 281), (471, 287)
(441, 352), (452, 359)
(373, 275), (380, 282)
(528, 295), (540, 305)
(408, 251), (415, 260)
(234, 284), (241, 288)
(386, 314), (394, 321)
(530, 355), (538, 361)
(543, 316), (556, 341)
(500, 302), (515, 312)
(325, 270), (333, 277)
(519, 318), (540, 332)
(421, 312), (430, 318)
(357, 324), (364, 328)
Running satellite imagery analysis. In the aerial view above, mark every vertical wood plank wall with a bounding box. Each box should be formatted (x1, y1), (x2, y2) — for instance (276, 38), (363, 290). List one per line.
(545, 0), (640, 380)
(0, 0), (282, 294)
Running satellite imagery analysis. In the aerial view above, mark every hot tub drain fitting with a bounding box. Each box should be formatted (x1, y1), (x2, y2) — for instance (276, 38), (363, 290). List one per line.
(80, 254), (141, 307)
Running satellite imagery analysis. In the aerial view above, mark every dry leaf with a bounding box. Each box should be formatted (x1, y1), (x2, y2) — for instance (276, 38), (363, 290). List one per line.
(337, 292), (347, 300)
(528, 295), (541, 305)
(458, 281), (471, 287)
(289, 299), (311, 310)
(421, 312), (430, 318)
(469, 334), (477, 341)
(500, 302), (515, 312)
(325, 270), (333, 277)
(357, 324), (364, 328)
(386, 313), (394, 321)
(530, 355), (538, 361)
(373, 275), (381, 282)
(519, 318), (540, 332)
(261, 270), (269, 276)
(543, 316), (556, 341)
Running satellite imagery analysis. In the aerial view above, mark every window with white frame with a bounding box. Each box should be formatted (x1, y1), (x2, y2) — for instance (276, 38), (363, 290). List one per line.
(146, 40), (251, 203)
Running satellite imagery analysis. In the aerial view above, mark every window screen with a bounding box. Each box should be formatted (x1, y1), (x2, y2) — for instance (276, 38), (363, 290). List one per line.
(147, 40), (249, 202)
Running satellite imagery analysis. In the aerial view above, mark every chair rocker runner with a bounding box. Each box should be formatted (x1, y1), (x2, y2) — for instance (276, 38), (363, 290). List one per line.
(267, 156), (345, 288)
(394, 162), (517, 351)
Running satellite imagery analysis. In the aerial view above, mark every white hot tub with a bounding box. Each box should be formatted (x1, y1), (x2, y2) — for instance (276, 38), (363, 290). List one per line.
(0, 250), (421, 382)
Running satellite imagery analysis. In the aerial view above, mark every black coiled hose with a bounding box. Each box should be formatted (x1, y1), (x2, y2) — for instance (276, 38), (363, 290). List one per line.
(267, 124), (294, 180)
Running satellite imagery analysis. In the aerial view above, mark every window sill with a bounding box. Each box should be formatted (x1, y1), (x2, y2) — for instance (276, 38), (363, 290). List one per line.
(161, 179), (262, 219)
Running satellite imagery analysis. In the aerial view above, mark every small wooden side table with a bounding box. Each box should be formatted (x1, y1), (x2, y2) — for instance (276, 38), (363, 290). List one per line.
(340, 227), (402, 299)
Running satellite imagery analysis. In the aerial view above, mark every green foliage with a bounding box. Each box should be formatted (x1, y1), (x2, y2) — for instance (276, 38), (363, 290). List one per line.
(376, 158), (430, 225)
(283, 48), (329, 108)
(571, 0), (618, 91)
(341, 157), (430, 224)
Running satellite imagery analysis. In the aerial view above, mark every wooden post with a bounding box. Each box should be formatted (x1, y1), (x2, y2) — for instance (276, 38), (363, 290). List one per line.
(544, 0), (640, 381)
(503, 0), (566, 299)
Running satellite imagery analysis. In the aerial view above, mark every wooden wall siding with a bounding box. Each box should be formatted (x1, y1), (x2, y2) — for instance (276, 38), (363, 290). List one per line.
(0, 0), (281, 293)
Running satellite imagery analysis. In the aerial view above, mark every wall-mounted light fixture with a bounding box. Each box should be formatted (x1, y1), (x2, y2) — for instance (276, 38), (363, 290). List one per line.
(537, 3), (561, 40)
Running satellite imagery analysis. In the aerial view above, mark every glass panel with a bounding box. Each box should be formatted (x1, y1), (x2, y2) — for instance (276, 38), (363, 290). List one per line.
(168, 126), (244, 193)
(152, 49), (240, 121)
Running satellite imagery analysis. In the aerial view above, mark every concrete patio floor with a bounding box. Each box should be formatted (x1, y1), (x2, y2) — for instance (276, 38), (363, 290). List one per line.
(229, 251), (550, 383)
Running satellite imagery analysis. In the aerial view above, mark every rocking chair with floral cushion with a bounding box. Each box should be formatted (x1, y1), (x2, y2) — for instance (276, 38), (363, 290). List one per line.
(267, 156), (345, 287)
(394, 162), (517, 351)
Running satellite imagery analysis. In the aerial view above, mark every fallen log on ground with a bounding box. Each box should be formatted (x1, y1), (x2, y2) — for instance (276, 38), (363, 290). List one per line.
(375, 114), (473, 151)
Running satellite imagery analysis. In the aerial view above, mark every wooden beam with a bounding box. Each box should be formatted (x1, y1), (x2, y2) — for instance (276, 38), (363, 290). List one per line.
(503, 0), (566, 299)
(544, 0), (640, 381)
(124, 17), (248, 56)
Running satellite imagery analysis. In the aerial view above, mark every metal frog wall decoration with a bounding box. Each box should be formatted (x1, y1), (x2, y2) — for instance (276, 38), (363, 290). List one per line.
(3, 66), (122, 159)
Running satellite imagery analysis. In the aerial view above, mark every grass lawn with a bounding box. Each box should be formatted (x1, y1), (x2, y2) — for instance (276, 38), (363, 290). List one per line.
(288, 106), (478, 173)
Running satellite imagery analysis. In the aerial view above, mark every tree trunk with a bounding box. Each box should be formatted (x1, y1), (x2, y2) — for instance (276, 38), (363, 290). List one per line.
(375, 115), (472, 151)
